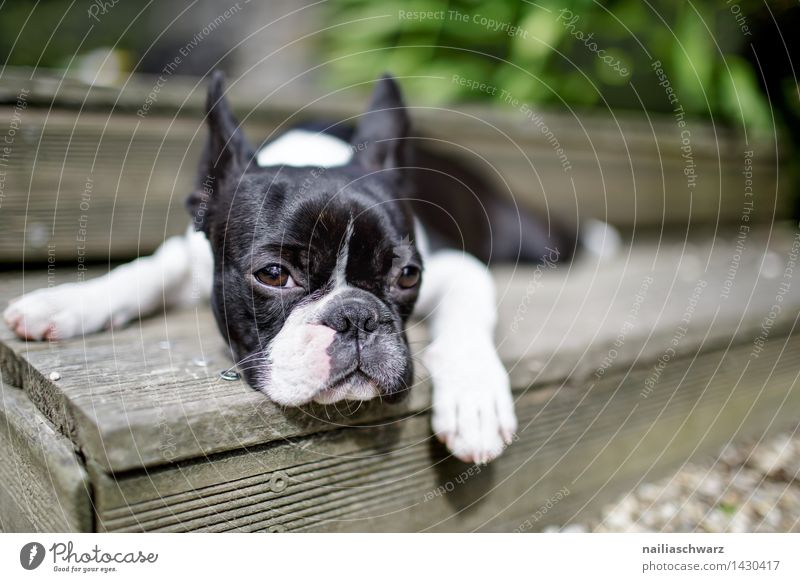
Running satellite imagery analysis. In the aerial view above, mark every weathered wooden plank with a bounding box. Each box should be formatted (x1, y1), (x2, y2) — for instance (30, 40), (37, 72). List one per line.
(0, 383), (92, 532)
(0, 108), (206, 262)
(0, 227), (798, 474)
(90, 333), (800, 532)
(0, 71), (789, 263)
(495, 227), (800, 387)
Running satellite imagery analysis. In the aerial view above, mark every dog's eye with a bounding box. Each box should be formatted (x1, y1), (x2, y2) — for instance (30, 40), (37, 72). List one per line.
(254, 265), (297, 288)
(397, 265), (421, 289)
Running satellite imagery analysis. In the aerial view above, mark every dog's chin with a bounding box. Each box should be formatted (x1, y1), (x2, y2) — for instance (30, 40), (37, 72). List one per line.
(312, 372), (380, 405)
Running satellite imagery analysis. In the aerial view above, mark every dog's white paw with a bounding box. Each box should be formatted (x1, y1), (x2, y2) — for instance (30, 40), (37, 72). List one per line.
(3, 284), (109, 340)
(425, 333), (517, 464)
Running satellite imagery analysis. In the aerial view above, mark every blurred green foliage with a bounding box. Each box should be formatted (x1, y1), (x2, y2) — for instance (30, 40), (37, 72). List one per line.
(0, 0), (144, 71)
(0, 0), (787, 134)
(321, 0), (774, 130)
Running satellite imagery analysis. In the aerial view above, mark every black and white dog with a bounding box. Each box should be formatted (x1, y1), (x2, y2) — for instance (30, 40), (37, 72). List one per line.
(4, 73), (598, 463)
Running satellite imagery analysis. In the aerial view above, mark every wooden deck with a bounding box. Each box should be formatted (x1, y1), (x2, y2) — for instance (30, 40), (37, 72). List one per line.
(0, 71), (791, 263)
(1, 226), (799, 531)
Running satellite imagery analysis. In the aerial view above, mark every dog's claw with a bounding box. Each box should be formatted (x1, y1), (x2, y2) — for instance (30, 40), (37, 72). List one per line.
(501, 428), (515, 446)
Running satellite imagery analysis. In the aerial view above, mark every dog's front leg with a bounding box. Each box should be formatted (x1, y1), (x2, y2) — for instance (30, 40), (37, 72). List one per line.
(414, 250), (517, 464)
(4, 228), (212, 340)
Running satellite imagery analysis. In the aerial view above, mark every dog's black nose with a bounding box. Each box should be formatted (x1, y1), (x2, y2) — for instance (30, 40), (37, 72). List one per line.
(322, 297), (380, 335)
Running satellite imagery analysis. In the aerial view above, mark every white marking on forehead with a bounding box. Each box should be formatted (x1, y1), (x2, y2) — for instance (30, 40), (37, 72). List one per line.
(414, 218), (430, 260)
(256, 129), (354, 168)
(333, 217), (355, 288)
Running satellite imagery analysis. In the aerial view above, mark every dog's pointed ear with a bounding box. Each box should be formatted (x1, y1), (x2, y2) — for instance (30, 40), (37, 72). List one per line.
(187, 71), (254, 230)
(204, 70), (254, 180)
(350, 74), (410, 172)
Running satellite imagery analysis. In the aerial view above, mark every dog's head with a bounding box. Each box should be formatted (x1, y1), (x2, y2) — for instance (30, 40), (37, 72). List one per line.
(187, 72), (422, 406)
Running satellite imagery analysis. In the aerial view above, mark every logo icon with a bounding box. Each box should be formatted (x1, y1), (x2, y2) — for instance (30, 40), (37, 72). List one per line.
(20, 542), (45, 570)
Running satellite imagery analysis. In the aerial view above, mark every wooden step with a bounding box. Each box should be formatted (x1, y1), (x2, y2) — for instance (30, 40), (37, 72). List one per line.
(0, 383), (91, 532)
(0, 226), (798, 531)
(0, 70), (790, 263)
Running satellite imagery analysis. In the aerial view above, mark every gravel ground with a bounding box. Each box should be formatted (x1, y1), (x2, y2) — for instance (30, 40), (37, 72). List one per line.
(554, 423), (800, 533)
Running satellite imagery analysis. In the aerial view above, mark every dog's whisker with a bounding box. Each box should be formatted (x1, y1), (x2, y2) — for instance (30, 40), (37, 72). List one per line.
(232, 365), (268, 376)
(225, 362), (269, 377)
(230, 351), (264, 369)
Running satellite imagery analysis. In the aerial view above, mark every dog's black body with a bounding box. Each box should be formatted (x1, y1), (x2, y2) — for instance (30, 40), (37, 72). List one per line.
(292, 120), (578, 265)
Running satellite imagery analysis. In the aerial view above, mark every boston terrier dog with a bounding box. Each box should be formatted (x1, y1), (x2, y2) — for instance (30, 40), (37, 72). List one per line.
(4, 72), (587, 463)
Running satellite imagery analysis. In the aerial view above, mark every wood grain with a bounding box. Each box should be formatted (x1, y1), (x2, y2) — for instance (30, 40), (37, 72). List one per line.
(90, 334), (800, 532)
(0, 383), (92, 532)
(0, 70), (790, 263)
(0, 228), (798, 476)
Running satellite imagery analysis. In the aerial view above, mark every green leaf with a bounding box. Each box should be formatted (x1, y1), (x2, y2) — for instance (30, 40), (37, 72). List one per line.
(718, 55), (774, 131)
(672, 5), (714, 114)
(512, 7), (565, 61)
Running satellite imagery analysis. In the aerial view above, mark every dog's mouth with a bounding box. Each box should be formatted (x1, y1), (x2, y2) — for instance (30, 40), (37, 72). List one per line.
(250, 317), (412, 407)
(313, 370), (380, 405)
